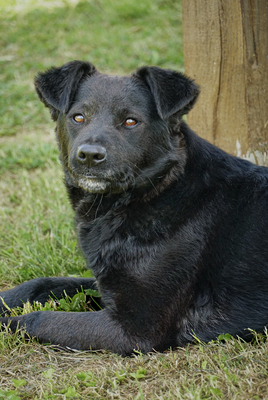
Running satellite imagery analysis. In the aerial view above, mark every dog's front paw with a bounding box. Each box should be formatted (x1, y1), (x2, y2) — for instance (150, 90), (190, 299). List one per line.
(0, 315), (25, 333)
(0, 312), (42, 336)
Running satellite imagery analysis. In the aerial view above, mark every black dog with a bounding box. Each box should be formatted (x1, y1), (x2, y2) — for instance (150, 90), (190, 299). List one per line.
(1, 61), (268, 355)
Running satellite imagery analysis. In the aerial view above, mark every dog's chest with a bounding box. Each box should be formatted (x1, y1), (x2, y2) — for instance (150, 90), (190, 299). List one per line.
(76, 199), (172, 276)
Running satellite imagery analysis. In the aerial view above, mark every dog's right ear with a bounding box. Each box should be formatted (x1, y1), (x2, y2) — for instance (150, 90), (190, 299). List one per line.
(34, 61), (96, 121)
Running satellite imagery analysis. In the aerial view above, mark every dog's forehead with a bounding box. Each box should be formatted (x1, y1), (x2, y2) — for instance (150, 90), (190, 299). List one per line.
(76, 73), (152, 109)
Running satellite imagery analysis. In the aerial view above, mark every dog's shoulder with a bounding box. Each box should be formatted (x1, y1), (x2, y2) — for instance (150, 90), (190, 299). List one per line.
(182, 122), (268, 188)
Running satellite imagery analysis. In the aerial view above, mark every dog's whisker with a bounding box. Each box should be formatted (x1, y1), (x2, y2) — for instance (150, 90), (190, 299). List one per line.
(127, 162), (157, 190)
(94, 194), (103, 219)
(83, 193), (99, 217)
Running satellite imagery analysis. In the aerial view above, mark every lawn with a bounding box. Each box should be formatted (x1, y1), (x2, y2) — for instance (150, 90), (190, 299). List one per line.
(0, 0), (268, 399)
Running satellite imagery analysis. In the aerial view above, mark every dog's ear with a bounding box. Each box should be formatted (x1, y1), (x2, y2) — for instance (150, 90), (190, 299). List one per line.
(134, 66), (199, 121)
(34, 61), (96, 121)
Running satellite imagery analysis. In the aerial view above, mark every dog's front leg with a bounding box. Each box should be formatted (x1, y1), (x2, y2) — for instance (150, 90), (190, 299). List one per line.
(0, 277), (99, 314)
(0, 310), (149, 355)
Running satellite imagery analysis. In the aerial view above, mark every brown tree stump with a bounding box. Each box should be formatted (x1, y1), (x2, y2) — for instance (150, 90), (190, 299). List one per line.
(182, 0), (268, 166)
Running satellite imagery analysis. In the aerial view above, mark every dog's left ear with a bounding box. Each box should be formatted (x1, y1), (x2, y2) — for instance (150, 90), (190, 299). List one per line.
(134, 66), (199, 121)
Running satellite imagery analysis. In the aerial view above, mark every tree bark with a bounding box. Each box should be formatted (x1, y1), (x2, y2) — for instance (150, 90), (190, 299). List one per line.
(182, 0), (268, 166)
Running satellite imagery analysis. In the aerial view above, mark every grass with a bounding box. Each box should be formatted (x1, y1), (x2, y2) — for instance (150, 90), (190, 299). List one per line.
(0, 0), (183, 137)
(0, 0), (268, 398)
(0, 332), (268, 399)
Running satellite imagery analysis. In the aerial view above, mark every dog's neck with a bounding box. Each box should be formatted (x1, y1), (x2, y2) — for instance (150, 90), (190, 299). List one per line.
(65, 161), (187, 226)
(138, 162), (184, 203)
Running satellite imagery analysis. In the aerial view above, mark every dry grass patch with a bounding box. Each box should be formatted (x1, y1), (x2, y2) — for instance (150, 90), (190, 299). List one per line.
(0, 332), (268, 399)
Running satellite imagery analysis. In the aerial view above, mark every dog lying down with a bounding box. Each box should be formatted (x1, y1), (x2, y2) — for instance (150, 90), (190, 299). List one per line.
(1, 61), (268, 355)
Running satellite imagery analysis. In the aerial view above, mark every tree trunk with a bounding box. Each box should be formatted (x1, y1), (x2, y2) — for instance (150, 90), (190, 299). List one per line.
(182, 0), (268, 166)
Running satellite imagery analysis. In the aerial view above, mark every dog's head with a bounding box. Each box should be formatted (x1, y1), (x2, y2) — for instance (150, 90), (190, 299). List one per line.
(35, 61), (199, 194)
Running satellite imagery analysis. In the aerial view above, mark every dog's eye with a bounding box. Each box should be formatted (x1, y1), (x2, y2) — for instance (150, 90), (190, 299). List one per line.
(123, 118), (138, 127)
(73, 114), (85, 123)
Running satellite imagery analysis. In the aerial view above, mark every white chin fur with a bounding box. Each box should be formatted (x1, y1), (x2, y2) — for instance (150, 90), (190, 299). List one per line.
(77, 178), (108, 193)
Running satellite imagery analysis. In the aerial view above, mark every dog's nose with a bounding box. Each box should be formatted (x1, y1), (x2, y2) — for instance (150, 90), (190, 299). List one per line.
(76, 144), (107, 167)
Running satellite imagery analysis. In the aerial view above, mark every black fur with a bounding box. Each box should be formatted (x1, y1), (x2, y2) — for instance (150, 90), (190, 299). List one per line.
(1, 61), (268, 355)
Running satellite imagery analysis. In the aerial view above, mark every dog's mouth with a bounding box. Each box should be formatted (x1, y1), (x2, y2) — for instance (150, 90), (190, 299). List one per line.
(70, 170), (133, 194)
(76, 176), (111, 193)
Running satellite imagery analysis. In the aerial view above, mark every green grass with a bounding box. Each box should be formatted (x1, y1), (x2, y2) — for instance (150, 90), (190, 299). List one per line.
(0, 0), (183, 137)
(0, 1), (268, 399)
